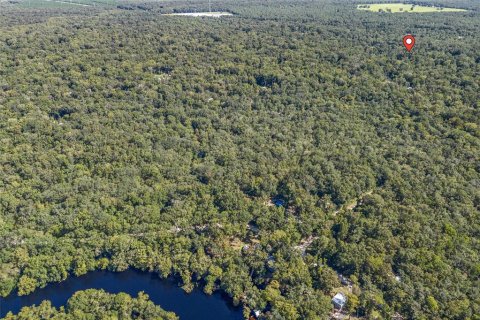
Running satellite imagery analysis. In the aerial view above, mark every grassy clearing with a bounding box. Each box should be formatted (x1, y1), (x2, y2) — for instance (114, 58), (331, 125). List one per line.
(164, 12), (233, 17)
(357, 3), (467, 13)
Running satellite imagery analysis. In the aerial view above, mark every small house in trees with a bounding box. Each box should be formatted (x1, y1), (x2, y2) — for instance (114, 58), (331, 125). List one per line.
(332, 293), (347, 310)
(248, 310), (262, 320)
(271, 195), (286, 207)
(254, 310), (261, 318)
(265, 196), (286, 208)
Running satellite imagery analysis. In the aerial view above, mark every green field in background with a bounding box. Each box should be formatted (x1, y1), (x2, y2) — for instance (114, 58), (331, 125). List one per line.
(357, 3), (467, 13)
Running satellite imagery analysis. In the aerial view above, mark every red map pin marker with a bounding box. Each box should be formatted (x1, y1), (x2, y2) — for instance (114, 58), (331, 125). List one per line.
(403, 34), (415, 52)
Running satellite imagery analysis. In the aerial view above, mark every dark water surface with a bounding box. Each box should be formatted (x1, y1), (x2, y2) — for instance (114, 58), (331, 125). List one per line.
(0, 269), (243, 319)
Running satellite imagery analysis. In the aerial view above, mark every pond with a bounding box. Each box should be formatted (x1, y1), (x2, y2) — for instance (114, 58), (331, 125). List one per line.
(0, 269), (244, 320)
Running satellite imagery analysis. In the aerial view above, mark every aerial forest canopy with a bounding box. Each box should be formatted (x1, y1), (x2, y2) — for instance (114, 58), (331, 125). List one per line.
(0, 0), (479, 319)
(2, 289), (178, 319)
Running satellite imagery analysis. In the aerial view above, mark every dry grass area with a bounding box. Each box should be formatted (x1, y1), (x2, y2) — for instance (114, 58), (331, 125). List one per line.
(164, 12), (233, 17)
(357, 3), (467, 13)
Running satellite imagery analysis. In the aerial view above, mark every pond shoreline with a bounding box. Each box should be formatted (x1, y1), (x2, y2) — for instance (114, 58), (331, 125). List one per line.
(0, 269), (243, 319)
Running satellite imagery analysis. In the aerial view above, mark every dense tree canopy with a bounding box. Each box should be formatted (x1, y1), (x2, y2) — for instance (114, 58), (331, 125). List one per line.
(0, 0), (479, 319)
(2, 289), (178, 319)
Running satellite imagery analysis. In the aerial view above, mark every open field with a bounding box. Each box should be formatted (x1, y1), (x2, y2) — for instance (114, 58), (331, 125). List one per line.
(357, 3), (467, 13)
(164, 12), (233, 17)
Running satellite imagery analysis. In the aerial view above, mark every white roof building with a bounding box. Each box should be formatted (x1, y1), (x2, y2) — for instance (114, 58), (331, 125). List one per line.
(332, 293), (347, 310)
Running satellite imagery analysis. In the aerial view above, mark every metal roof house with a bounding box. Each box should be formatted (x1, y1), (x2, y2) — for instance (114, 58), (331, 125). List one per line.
(274, 198), (285, 207)
(332, 293), (347, 310)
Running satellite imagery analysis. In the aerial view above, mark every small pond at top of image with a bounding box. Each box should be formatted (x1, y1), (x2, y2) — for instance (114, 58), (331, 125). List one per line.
(0, 269), (244, 320)
(163, 12), (233, 17)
